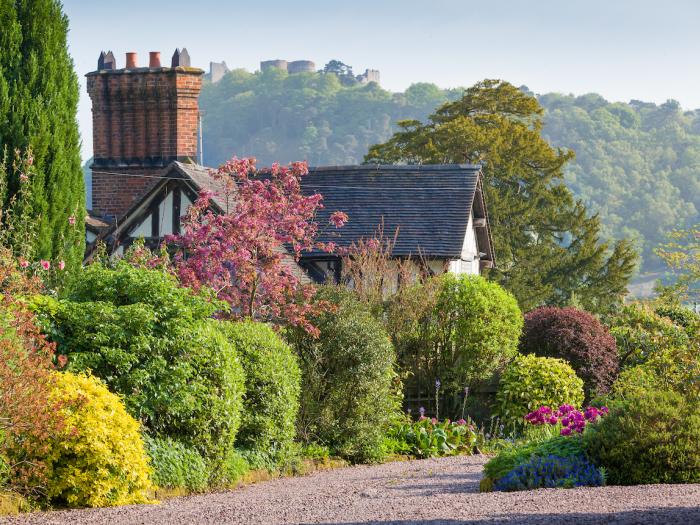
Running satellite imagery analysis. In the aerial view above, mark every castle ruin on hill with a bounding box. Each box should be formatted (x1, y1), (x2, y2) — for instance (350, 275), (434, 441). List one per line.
(206, 59), (379, 85)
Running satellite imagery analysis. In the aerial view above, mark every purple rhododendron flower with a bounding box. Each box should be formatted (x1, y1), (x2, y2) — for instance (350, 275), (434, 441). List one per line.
(560, 426), (572, 436)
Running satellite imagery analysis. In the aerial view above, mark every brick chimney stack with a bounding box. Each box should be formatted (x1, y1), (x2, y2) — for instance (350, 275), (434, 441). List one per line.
(86, 48), (203, 219)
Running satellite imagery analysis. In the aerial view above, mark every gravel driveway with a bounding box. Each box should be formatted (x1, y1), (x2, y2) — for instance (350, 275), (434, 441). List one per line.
(2, 455), (699, 525)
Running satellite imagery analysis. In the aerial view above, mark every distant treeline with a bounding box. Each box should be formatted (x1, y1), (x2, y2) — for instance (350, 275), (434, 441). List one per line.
(200, 67), (700, 273)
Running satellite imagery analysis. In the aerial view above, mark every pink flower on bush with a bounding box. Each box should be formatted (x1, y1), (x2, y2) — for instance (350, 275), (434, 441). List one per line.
(58, 260), (65, 271)
(39, 260), (50, 270)
(456, 419), (467, 426)
(68, 215), (76, 226)
(19, 173), (28, 183)
(19, 258), (29, 269)
(329, 211), (349, 228)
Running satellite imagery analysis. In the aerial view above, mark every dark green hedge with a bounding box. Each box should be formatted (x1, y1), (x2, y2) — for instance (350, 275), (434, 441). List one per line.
(287, 286), (401, 463)
(219, 320), (301, 468)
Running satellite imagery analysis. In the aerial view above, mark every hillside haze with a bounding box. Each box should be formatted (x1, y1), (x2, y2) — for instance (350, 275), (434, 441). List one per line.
(200, 67), (700, 274)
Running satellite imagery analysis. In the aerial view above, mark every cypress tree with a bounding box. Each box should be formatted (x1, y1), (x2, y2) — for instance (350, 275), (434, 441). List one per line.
(366, 80), (638, 313)
(0, 0), (84, 268)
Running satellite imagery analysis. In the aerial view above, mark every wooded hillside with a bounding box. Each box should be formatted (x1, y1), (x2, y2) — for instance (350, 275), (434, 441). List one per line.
(200, 68), (700, 273)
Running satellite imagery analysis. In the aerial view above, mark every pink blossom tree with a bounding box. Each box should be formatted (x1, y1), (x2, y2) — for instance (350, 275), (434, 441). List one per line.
(169, 157), (347, 335)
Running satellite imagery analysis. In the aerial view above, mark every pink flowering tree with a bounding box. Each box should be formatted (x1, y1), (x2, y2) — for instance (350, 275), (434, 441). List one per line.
(169, 157), (347, 335)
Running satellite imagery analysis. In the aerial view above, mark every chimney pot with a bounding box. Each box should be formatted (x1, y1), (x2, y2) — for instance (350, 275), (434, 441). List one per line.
(126, 52), (137, 69)
(149, 51), (161, 68)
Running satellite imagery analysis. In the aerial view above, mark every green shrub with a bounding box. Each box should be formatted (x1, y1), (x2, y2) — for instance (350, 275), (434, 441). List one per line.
(607, 304), (699, 401)
(219, 321), (301, 468)
(223, 449), (250, 485)
(301, 443), (332, 461)
(583, 390), (700, 485)
(44, 372), (152, 508)
(607, 303), (690, 370)
(287, 286), (401, 463)
(34, 262), (246, 466)
(144, 436), (209, 492)
(496, 354), (584, 426)
(387, 274), (522, 409)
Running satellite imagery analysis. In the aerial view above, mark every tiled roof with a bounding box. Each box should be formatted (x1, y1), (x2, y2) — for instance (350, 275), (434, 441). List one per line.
(172, 162), (235, 212)
(174, 162), (485, 260)
(302, 165), (482, 258)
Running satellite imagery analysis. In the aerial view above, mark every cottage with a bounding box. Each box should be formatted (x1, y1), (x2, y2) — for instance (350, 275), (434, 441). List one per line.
(84, 49), (494, 281)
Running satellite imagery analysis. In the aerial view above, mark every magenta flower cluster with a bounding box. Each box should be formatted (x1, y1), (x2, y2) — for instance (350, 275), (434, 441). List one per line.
(525, 404), (608, 436)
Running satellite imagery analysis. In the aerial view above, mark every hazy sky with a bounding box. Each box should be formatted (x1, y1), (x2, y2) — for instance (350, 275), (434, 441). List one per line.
(63, 0), (700, 161)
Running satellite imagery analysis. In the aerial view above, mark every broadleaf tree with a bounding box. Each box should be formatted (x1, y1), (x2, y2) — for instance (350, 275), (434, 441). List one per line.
(365, 79), (637, 313)
(169, 157), (348, 336)
(0, 0), (85, 270)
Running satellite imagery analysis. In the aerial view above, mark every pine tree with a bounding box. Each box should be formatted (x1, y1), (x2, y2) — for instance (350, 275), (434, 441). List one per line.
(366, 79), (637, 313)
(0, 0), (84, 269)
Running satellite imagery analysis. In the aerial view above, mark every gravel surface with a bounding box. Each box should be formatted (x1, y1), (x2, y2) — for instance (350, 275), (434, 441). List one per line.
(2, 455), (699, 525)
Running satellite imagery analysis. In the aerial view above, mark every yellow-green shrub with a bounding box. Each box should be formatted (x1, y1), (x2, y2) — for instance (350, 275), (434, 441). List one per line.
(44, 372), (152, 508)
(496, 354), (584, 426)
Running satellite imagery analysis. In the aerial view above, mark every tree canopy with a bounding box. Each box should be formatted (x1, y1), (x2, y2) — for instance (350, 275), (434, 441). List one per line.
(366, 80), (637, 312)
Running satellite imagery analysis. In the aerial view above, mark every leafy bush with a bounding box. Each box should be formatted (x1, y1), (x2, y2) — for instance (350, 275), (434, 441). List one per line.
(654, 302), (700, 332)
(521, 306), (618, 397)
(607, 303), (689, 370)
(0, 249), (66, 497)
(387, 274), (522, 411)
(287, 286), (401, 463)
(223, 449), (250, 484)
(40, 372), (152, 508)
(386, 417), (476, 458)
(584, 390), (700, 485)
(493, 454), (605, 491)
(301, 443), (332, 461)
(496, 354), (584, 426)
(607, 304), (699, 400)
(145, 436), (209, 492)
(35, 262), (246, 465)
(219, 321), (301, 468)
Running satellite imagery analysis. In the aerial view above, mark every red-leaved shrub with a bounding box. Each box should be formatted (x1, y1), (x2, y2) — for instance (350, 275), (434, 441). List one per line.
(0, 247), (67, 497)
(521, 306), (618, 397)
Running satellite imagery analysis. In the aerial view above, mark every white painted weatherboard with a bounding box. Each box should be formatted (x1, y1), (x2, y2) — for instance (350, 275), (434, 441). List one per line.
(448, 213), (480, 275)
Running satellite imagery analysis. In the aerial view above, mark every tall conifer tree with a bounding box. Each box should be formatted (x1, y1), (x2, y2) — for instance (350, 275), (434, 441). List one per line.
(366, 80), (637, 313)
(0, 0), (84, 267)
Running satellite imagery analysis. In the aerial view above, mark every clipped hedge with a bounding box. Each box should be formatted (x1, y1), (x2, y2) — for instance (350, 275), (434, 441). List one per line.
(35, 263), (246, 466)
(219, 320), (301, 468)
(521, 306), (618, 397)
(287, 286), (401, 463)
(584, 390), (700, 485)
(45, 372), (152, 508)
(496, 354), (584, 426)
(145, 436), (209, 493)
